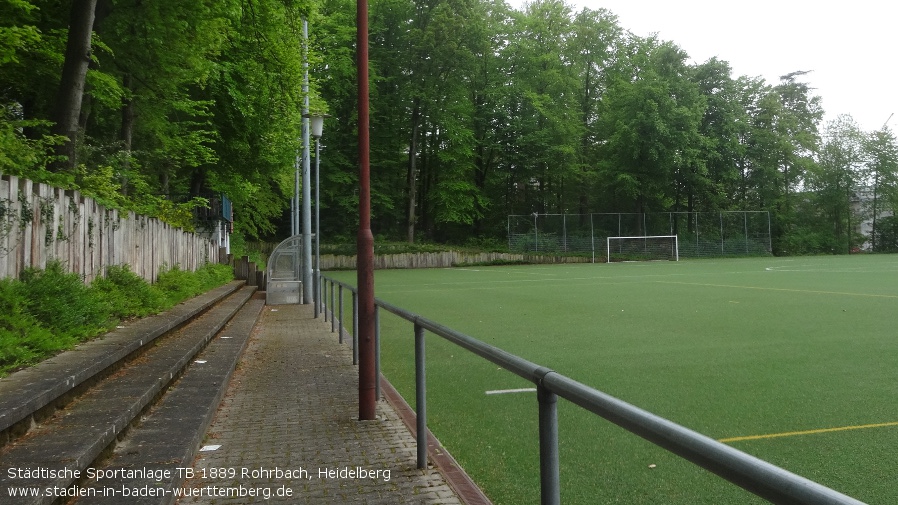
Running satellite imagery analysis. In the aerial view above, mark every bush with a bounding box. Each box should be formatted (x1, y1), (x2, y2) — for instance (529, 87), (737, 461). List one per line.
(0, 279), (60, 372)
(0, 261), (234, 376)
(154, 262), (233, 309)
(154, 265), (203, 307)
(18, 261), (109, 340)
(193, 263), (234, 289)
(92, 265), (165, 318)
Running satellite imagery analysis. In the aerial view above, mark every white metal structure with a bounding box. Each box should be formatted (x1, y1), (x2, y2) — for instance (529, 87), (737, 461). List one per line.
(607, 235), (679, 263)
(266, 235), (309, 305)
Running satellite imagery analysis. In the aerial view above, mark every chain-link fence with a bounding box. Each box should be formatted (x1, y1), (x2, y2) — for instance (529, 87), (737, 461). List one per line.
(508, 211), (771, 260)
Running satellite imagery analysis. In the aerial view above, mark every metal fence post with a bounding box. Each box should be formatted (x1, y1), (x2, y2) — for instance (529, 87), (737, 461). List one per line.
(330, 280), (336, 333)
(415, 323), (427, 469)
(590, 213), (595, 263)
(720, 212), (725, 254)
(320, 275), (327, 323)
(375, 304), (381, 401)
(352, 291), (359, 365)
(314, 271), (320, 318)
(536, 371), (560, 505)
(338, 284), (344, 343)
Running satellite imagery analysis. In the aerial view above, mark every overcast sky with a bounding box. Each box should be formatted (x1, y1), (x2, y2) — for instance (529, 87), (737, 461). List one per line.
(512, 0), (897, 133)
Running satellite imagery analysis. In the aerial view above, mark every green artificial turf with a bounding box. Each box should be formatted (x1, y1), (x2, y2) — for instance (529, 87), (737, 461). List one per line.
(326, 255), (898, 504)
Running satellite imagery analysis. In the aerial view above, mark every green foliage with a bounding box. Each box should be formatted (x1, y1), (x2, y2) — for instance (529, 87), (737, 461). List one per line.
(18, 261), (109, 340)
(154, 262), (232, 307)
(0, 261), (233, 376)
(0, 112), (64, 174)
(91, 265), (165, 318)
(228, 230), (267, 267)
(192, 262), (235, 291)
(872, 215), (898, 252)
(4, 0), (898, 254)
(320, 240), (489, 256)
(0, 277), (58, 372)
(0, 0), (40, 66)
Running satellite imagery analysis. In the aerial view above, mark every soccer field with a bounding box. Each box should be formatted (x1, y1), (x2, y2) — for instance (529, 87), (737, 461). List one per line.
(326, 255), (898, 504)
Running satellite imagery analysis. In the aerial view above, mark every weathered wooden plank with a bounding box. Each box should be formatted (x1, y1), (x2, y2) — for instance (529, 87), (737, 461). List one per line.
(0, 177), (218, 284)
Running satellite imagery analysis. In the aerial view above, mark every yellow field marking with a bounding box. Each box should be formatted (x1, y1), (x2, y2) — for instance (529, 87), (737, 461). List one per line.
(719, 421), (898, 443)
(656, 281), (898, 299)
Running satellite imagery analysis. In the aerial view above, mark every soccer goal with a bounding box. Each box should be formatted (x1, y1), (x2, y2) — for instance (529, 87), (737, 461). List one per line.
(607, 235), (679, 262)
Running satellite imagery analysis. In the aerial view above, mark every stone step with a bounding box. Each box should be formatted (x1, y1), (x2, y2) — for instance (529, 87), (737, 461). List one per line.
(0, 286), (258, 505)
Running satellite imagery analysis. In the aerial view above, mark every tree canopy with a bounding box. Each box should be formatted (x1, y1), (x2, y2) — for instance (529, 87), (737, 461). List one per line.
(2, 0), (897, 253)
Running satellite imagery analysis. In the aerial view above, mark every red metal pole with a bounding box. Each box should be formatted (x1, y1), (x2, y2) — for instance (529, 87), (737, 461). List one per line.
(356, 0), (377, 420)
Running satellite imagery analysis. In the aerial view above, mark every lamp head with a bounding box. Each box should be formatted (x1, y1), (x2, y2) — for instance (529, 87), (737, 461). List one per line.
(304, 113), (331, 139)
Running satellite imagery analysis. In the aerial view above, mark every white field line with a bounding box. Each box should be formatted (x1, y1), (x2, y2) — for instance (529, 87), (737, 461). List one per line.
(485, 388), (537, 395)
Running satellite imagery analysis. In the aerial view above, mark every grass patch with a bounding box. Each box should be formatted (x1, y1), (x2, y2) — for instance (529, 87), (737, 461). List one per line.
(0, 261), (233, 377)
(327, 255), (898, 504)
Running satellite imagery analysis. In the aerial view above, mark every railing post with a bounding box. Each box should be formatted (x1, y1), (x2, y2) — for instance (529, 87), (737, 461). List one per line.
(338, 284), (344, 343)
(375, 305), (381, 401)
(537, 370), (560, 505)
(352, 291), (359, 365)
(314, 271), (320, 318)
(330, 279), (336, 333)
(415, 323), (427, 469)
(321, 276), (327, 323)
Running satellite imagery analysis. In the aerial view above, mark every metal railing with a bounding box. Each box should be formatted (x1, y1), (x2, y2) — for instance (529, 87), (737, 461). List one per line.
(318, 274), (866, 505)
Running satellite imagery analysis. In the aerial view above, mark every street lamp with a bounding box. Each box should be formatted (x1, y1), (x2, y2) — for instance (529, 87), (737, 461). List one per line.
(304, 113), (330, 317)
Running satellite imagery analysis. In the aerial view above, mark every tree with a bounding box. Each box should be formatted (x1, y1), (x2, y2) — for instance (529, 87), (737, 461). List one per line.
(596, 37), (706, 222)
(49, 0), (98, 172)
(567, 7), (621, 215)
(742, 71), (823, 253)
(808, 115), (865, 252)
(863, 125), (898, 251)
(691, 58), (743, 211)
(504, 0), (580, 215)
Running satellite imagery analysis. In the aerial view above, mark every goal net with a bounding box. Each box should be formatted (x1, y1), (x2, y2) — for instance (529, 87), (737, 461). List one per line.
(607, 235), (679, 262)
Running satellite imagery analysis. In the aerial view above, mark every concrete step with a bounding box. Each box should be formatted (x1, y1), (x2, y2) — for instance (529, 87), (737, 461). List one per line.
(0, 281), (244, 444)
(0, 286), (258, 505)
(71, 297), (265, 505)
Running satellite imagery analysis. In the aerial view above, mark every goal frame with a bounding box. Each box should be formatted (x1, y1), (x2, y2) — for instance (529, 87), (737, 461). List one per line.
(606, 235), (679, 263)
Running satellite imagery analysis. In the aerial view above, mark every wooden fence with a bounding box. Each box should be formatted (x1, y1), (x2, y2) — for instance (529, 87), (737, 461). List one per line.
(319, 251), (591, 270)
(0, 174), (219, 283)
(247, 241), (592, 271)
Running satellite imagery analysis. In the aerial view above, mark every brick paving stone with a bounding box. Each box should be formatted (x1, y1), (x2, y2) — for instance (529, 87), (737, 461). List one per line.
(176, 304), (462, 505)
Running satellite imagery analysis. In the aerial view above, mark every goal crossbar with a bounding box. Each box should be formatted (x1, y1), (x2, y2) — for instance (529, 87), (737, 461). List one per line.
(606, 235), (679, 263)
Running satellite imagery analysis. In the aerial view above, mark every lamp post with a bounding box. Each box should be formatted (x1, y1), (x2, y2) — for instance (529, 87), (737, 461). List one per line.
(357, 0), (376, 420)
(304, 113), (330, 318)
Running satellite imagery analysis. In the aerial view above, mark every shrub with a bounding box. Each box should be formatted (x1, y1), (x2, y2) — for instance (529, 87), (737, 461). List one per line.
(154, 262), (231, 308)
(18, 261), (109, 340)
(0, 278), (61, 374)
(92, 265), (165, 318)
(193, 263), (234, 290)
(0, 261), (233, 376)
(154, 264), (203, 307)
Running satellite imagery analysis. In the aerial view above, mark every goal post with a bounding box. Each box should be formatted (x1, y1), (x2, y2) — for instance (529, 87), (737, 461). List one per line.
(607, 235), (679, 263)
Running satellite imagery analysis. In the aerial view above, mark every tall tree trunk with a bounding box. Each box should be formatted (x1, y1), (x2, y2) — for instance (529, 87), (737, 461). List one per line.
(406, 100), (421, 243)
(50, 0), (98, 172)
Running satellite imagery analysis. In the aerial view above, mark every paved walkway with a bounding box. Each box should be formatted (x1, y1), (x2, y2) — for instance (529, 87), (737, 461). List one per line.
(176, 303), (465, 505)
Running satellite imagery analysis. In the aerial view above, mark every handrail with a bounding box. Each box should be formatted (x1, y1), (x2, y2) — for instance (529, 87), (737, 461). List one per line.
(320, 274), (866, 505)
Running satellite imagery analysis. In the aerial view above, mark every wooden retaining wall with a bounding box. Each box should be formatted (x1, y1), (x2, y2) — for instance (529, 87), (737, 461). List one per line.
(319, 251), (591, 270)
(0, 174), (219, 283)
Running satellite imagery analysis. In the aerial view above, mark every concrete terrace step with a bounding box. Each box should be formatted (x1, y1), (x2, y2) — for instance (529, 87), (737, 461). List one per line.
(0, 285), (258, 505)
(71, 297), (265, 505)
(0, 281), (245, 443)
